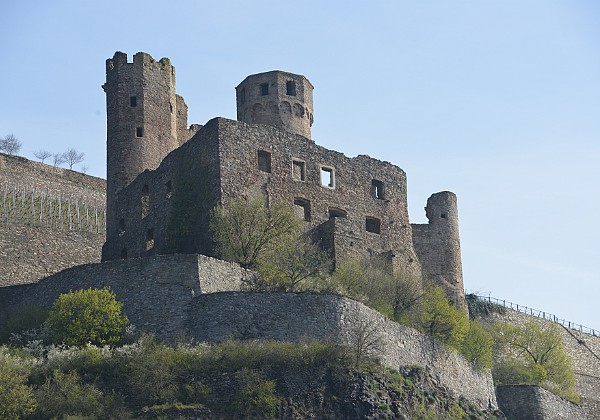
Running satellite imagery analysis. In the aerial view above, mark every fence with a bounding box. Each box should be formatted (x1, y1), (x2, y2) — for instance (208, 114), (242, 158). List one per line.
(474, 295), (598, 337)
(0, 184), (106, 234)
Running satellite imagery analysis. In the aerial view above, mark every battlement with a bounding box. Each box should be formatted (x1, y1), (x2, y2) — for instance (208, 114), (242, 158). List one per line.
(106, 51), (173, 73)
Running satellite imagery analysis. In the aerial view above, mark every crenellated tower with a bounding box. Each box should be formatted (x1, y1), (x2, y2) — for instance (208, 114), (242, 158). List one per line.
(236, 71), (314, 139)
(411, 192), (466, 310)
(103, 51), (188, 235)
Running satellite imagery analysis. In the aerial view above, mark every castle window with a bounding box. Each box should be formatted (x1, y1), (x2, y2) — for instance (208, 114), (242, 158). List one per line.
(257, 150), (271, 173)
(166, 180), (172, 199)
(294, 198), (311, 221)
(328, 208), (347, 219)
(292, 159), (306, 181)
(136, 127), (144, 137)
(320, 166), (335, 188)
(441, 213), (447, 219)
(371, 179), (384, 199)
(118, 218), (125, 236)
(130, 96), (137, 107)
(146, 228), (155, 251)
(121, 248), (128, 259)
(260, 83), (269, 96)
(366, 216), (381, 234)
(169, 102), (173, 114)
(141, 185), (150, 218)
(240, 87), (246, 104)
(286, 81), (297, 96)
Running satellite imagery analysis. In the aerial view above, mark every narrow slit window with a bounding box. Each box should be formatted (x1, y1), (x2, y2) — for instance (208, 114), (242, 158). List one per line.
(294, 198), (311, 221)
(166, 180), (172, 199)
(118, 218), (125, 236)
(320, 166), (335, 188)
(328, 208), (347, 219)
(146, 228), (155, 251)
(371, 179), (384, 199)
(260, 83), (269, 96)
(257, 150), (272, 173)
(136, 127), (144, 137)
(141, 185), (150, 218)
(292, 159), (306, 181)
(130, 96), (137, 107)
(366, 217), (381, 234)
(286, 80), (296, 96)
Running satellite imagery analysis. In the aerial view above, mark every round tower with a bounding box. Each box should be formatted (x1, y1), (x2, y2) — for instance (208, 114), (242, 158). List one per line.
(103, 51), (180, 234)
(424, 191), (466, 310)
(236, 71), (314, 139)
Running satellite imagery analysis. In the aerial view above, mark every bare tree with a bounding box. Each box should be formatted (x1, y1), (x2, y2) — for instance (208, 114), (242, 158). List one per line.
(63, 148), (85, 170)
(0, 134), (22, 155)
(53, 153), (66, 167)
(347, 319), (384, 367)
(80, 165), (89, 174)
(33, 149), (52, 163)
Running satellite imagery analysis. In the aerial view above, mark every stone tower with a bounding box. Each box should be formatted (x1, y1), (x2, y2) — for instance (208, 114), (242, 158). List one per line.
(236, 71), (314, 139)
(411, 192), (466, 310)
(103, 51), (186, 235)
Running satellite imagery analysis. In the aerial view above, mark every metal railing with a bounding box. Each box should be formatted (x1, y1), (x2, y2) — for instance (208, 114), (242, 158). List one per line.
(474, 295), (598, 337)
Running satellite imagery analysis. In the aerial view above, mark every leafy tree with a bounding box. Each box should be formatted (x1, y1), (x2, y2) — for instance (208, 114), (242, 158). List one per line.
(258, 234), (331, 291)
(33, 149), (52, 163)
(417, 286), (469, 349)
(492, 321), (578, 402)
(210, 197), (299, 269)
(63, 147), (85, 169)
(47, 287), (129, 346)
(460, 320), (494, 369)
(0, 134), (22, 155)
(0, 350), (36, 419)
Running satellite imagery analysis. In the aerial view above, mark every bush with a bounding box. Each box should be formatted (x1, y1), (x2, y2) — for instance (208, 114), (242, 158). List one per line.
(47, 287), (129, 346)
(234, 368), (281, 419)
(0, 348), (36, 419)
(460, 320), (494, 369)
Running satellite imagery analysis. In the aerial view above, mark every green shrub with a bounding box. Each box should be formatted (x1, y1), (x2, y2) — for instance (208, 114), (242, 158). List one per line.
(234, 368), (281, 419)
(47, 287), (129, 346)
(460, 320), (494, 369)
(0, 349), (36, 419)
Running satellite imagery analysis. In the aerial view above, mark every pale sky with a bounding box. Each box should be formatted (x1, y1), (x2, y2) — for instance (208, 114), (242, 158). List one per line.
(1, 1), (599, 329)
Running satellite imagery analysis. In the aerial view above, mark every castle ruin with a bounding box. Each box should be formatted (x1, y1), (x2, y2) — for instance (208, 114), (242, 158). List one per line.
(101, 51), (466, 308)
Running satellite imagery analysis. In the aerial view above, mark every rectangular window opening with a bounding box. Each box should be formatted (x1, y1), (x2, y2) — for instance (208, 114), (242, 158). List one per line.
(136, 127), (144, 137)
(257, 150), (272, 173)
(328, 208), (347, 219)
(130, 96), (137, 107)
(371, 179), (384, 199)
(320, 166), (335, 188)
(286, 80), (297, 96)
(292, 159), (306, 181)
(118, 218), (125, 236)
(146, 228), (155, 251)
(366, 217), (381, 234)
(294, 198), (311, 221)
(260, 83), (269, 96)
(166, 180), (172, 199)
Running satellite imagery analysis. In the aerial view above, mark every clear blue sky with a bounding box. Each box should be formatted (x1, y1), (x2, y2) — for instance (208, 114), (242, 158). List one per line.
(1, 1), (599, 329)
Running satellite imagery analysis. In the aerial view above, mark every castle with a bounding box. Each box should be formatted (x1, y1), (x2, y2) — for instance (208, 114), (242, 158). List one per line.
(101, 51), (466, 308)
(1, 51), (599, 418)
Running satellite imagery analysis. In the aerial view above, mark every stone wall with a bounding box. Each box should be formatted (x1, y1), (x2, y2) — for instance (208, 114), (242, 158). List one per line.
(480, 309), (600, 418)
(188, 292), (496, 410)
(497, 385), (586, 419)
(0, 254), (252, 342)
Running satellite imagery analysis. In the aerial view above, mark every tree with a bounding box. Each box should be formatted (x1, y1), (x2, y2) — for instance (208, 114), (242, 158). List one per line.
(52, 152), (66, 167)
(0, 134), (22, 155)
(33, 149), (52, 163)
(46, 287), (129, 346)
(347, 319), (384, 368)
(0, 350), (36, 419)
(417, 286), (469, 349)
(210, 197), (299, 269)
(460, 320), (494, 369)
(257, 234), (331, 291)
(492, 321), (578, 402)
(63, 147), (85, 169)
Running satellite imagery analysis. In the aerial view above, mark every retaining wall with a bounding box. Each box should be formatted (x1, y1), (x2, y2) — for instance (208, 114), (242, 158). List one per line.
(497, 385), (586, 419)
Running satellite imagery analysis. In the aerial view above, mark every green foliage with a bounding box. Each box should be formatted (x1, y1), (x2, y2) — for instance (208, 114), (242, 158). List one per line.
(234, 368), (281, 419)
(210, 197), (299, 269)
(492, 321), (579, 403)
(0, 305), (48, 344)
(330, 256), (423, 323)
(465, 294), (506, 318)
(417, 286), (469, 349)
(460, 320), (494, 369)
(47, 287), (129, 346)
(0, 349), (36, 419)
